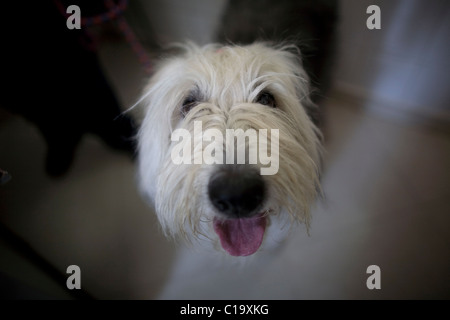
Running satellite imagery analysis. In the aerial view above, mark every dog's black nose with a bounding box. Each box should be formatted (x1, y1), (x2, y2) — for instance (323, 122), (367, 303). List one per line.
(208, 167), (265, 218)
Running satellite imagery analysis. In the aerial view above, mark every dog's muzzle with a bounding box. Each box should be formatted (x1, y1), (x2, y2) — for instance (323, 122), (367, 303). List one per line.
(208, 165), (265, 218)
(208, 165), (267, 256)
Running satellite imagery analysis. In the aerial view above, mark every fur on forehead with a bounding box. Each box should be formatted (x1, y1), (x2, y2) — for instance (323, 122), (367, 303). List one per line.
(137, 43), (317, 170)
(145, 42), (310, 107)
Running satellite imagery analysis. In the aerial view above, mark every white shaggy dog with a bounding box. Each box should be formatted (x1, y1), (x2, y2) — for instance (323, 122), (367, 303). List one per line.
(137, 43), (322, 256)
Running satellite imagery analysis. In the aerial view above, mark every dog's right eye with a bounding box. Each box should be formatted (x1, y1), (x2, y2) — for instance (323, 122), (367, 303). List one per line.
(256, 91), (276, 108)
(181, 96), (198, 116)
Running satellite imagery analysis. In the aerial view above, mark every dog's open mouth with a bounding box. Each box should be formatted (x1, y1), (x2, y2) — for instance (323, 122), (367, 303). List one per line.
(213, 214), (266, 256)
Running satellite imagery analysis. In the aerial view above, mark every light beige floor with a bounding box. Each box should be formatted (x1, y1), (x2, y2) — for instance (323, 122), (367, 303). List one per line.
(0, 41), (449, 299)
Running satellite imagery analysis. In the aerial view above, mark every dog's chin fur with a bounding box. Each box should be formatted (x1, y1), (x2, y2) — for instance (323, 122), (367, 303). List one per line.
(137, 43), (322, 256)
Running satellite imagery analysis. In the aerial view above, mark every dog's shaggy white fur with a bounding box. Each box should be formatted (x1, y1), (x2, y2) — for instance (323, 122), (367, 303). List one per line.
(137, 43), (322, 256)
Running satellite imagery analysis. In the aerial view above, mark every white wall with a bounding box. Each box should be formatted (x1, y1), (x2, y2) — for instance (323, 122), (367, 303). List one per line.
(335, 0), (450, 123)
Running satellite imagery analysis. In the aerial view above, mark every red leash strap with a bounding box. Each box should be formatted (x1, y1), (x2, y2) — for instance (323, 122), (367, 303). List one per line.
(53, 0), (152, 74)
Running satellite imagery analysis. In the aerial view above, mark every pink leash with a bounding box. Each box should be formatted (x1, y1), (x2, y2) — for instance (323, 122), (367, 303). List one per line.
(53, 0), (152, 74)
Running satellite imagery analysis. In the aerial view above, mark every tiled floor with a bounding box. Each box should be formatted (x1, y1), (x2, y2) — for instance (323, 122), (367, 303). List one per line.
(0, 41), (449, 299)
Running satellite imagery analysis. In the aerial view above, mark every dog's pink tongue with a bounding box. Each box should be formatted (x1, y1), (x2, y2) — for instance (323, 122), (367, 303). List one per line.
(213, 215), (266, 256)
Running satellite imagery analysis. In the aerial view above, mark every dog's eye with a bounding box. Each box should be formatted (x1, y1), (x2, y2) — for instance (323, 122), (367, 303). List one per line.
(256, 91), (276, 108)
(181, 95), (198, 116)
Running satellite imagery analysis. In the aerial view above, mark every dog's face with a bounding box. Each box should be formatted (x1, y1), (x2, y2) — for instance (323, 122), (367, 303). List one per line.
(137, 43), (322, 256)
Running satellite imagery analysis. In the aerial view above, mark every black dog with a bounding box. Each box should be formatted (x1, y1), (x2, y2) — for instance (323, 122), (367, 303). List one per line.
(1, 1), (136, 176)
(217, 0), (339, 126)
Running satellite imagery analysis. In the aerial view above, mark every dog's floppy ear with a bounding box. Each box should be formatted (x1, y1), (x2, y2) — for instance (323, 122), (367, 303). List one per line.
(286, 44), (324, 129)
(302, 93), (323, 128)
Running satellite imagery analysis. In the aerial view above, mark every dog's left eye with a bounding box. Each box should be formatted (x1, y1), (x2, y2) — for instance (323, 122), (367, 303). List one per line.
(181, 95), (198, 116)
(256, 91), (276, 108)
